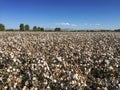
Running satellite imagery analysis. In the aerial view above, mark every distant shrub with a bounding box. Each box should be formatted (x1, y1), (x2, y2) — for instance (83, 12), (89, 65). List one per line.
(114, 29), (120, 32)
(0, 23), (5, 31)
(55, 27), (61, 31)
(20, 24), (24, 31)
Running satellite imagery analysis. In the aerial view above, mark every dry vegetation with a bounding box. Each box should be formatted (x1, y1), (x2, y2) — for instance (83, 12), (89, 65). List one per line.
(0, 32), (120, 90)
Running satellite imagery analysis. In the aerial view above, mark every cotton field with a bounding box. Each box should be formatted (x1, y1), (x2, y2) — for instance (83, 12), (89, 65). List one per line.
(0, 32), (120, 90)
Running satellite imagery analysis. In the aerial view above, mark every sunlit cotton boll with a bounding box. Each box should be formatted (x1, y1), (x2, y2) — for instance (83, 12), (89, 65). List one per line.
(7, 66), (13, 72)
(73, 74), (79, 79)
(13, 82), (17, 88)
(13, 68), (16, 72)
(35, 87), (38, 90)
(71, 80), (77, 85)
(44, 81), (48, 85)
(105, 59), (110, 65)
(13, 58), (17, 62)
(109, 66), (113, 70)
(4, 86), (8, 90)
(10, 53), (14, 58)
(7, 68), (11, 72)
(56, 56), (62, 62)
(33, 77), (37, 81)
(53, 79), (57, 83)
(23, 86), (28, 90)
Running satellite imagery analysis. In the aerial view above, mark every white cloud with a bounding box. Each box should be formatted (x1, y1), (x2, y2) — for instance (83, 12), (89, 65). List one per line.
(56, 22), (70, 26)
(79, 23), (101, 26)
(71, 24), (78, 26)
(95, 24), (101, 26)
(90, 24), (100, 26)
(56, 22), (101, 28)
(83, 23), (88, 25)
(56, 22), (78, 27)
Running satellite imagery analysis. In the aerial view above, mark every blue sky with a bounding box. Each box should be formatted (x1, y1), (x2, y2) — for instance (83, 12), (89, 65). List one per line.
(0, 0), (120, 30)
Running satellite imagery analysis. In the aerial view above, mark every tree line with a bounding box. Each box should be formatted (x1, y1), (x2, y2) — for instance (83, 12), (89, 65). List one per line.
(0, 23), (120, 32)
(19, 24), (46, 31)
(0, 23), (61, 31)
(0, 24), (5, 31)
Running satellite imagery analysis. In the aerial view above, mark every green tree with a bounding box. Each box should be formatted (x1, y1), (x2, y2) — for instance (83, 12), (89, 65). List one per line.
(41, 27), (44, 31)
(20, 24), (24, 31)
(0, 24), (5, 31)
(55, 27), (61, 31)
(25, 24), (30, 31)
(33, 26), (37, 31)
(38, 27), (41, 31)
(114, 29), (120, 32)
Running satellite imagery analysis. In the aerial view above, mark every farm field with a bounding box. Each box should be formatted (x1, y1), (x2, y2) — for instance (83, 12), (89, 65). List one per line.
(0, 32), (120, 90)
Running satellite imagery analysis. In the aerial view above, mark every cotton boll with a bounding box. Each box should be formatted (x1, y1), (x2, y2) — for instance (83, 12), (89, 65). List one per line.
(0, 50), (3, 53)
(35, 87), (38, 90)
(7, 78), (11, 83)
(10, 53), (14, 59)
(44, 81), (48, 85)
(103, 87), (108, 90)
(9, 66), (12, 69)
(105, 59), (110, 65)
(78, 83), (81, 86)
(16, 69), (20, 72)
(38, 60), (41, 64)
(7, 68), (11, 72)
(13, 58), (17, 62)
(71, 80), (76, 85)
(33, 77), (37, 81)
(28, 52), (31, 55)
(13, 82), (17, 88)
(116, 64), (118, 67)
(61, 83), (64, 88)
(109, 66), (113, 70)
(56, 56), (62, 62)
(53, 79), (57, 83)
(4, 86), (8, 90)
(73, 74), (78, 79)
(17, 59), (22, 64)
(13, 68), (16, 72)
(82, 83), (87, 87)
(46, 85), (51, 89)
(23, 86), (27, 90)
(0, 77), (2, 81)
